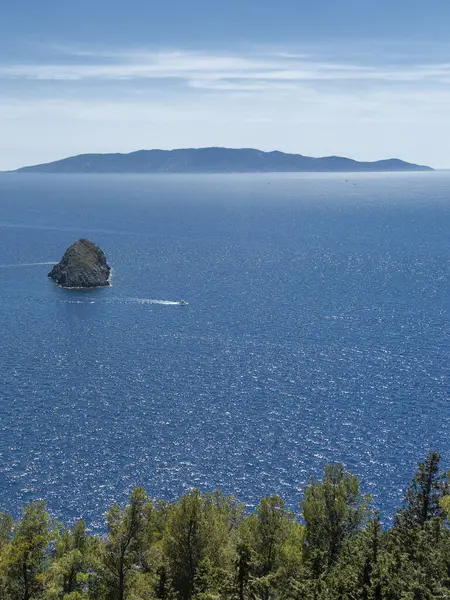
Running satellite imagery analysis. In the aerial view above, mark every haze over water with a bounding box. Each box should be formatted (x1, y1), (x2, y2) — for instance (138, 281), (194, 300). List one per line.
(0, 172), (448, 528)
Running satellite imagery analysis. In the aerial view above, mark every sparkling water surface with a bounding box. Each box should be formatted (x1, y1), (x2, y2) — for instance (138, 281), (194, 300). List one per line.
(0, 172), (448, 528)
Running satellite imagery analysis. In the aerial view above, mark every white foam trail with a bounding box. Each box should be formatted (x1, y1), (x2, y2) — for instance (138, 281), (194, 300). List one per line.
(125, 298), (183, 306)
(0, 261), (55, 268)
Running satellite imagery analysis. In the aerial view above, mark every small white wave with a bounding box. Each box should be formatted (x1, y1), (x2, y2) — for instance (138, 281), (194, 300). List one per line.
(125, 298), (183, 306)
(62, 300), (96, 304)
(0, 261), (55, 268)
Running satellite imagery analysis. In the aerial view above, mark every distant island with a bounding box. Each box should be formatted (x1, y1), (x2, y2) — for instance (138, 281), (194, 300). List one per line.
(11, 147), (433, 173)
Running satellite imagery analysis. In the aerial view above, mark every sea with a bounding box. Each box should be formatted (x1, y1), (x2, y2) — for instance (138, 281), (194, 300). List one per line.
(0, 172), (448, 529)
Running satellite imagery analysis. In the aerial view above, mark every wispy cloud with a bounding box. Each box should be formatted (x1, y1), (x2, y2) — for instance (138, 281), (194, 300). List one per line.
(1, 44), (450, 169)
(2, 46), (450, 89)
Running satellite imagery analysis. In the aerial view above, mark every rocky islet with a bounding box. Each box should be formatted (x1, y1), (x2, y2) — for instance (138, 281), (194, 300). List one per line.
(48, 239), (111, 288)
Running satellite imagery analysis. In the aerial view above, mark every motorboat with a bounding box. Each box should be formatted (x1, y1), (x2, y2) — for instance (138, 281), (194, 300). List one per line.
(179, 300), (188, 305)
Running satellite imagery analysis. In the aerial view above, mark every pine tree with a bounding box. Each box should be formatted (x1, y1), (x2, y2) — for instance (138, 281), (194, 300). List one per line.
(164, 490), (207, 600)
(440, 495), (450, 520)
(101, 487), (149, 600)
(395, 451), (447, 530)
(4, 501), (52, 600)
(41, 519), (94, 599)
(243, 495), (294, 600)
(361, 514), (382, 600)
(301, 464), (369, 570)
(0, 513), (13, 550)
(235, 541), (253, 600)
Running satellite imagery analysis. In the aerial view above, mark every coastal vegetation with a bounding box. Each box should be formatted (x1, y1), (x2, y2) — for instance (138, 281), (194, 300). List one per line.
(0, 452), (448, 600)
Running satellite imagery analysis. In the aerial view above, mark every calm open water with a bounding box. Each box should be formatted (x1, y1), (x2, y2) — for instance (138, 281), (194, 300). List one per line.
(0, 172), (448, 527)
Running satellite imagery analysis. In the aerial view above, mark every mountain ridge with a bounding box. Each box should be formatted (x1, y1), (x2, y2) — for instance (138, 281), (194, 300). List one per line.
(10, 147), (433, 173)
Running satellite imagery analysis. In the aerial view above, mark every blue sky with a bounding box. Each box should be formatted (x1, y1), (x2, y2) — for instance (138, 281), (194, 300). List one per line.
(1, 0), (450, 169)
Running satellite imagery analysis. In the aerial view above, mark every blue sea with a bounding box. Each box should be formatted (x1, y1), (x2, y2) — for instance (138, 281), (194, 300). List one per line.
(0, 172), (448, 528)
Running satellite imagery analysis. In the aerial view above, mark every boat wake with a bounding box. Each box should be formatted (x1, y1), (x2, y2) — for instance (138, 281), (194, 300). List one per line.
(125, 298), (186, 306)
(61, 300), (96, 304)
(0, 261), (55, 268)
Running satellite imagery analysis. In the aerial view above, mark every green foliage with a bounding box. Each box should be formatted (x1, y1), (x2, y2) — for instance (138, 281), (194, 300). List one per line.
(41, 519), (94, 600)
(0, 512), (13, 549)
(301, 463), (369, 569)
(323, 514), (383, 600)
(2, 501), (53, 600)
(100, 487), (149, 600)
(248, 496), (291, 575)
(395, 451), (448, 530)
(440, 495), (450, 520)
(164, 489), (241, 600)
(235, 495), (297, 600)
(0, 456), (448, 600)
(164, 489), (208, 600)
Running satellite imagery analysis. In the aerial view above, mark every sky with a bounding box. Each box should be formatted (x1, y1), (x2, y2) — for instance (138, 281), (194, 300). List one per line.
(1, 0), (450, 169)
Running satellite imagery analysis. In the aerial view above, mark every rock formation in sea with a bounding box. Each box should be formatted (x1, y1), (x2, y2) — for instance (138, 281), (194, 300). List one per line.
(48, 239), (111, 288)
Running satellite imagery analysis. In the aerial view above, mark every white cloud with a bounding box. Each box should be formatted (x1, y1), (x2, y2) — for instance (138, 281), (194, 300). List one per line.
(2, 47), (450, 85)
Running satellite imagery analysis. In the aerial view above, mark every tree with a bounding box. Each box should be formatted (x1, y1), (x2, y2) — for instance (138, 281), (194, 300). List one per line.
(101, 487), (149, 600)
(395, 451), (447, 530)
(324, 513), (383, 600)
(4, 501), (52, 600)
(164, 490), (207, 600)
(164, 490), (240, 600)
(269, 521), (305, 600)
(234, 540), (254, 600)
(440, 495), (450, 520)
(301, 464), (369, 570)
(41, 519), (93, 599)
(0, 461), (448, 600)
(252, 496), (291, 579)
(243, 495), (295, 600)
(0, 513), (13, 550)
(360, 514), (382, 600)
(376, 517), (450, 600)
(0, 512), (14, 599)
